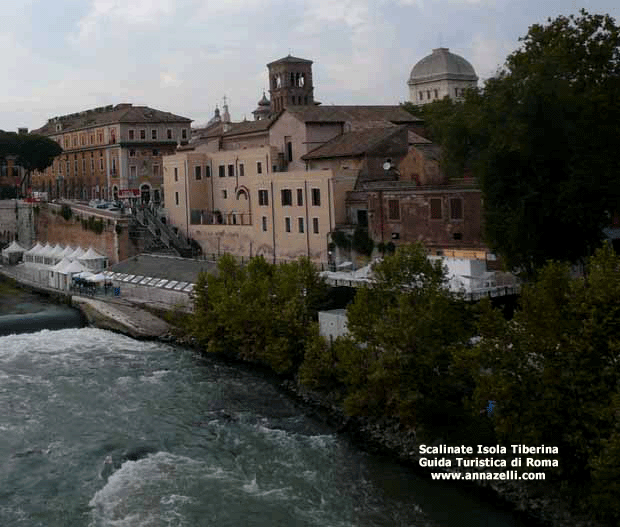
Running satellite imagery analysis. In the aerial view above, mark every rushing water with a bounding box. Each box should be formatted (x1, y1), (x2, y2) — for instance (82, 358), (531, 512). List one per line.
(0, 327), (527, 527)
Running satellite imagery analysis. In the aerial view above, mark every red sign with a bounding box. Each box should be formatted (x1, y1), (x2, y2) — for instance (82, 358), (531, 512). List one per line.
(118, 189), (140, 198)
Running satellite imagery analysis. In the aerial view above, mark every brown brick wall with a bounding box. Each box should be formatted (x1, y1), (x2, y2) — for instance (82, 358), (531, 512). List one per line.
(33, 204), (135, 264)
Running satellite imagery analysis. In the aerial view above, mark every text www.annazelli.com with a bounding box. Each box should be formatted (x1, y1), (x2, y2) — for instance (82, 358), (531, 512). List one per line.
(431, 471), (545, 481)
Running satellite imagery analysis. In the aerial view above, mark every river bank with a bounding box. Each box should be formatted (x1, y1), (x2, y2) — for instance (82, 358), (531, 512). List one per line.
(0, 270), (605, 527)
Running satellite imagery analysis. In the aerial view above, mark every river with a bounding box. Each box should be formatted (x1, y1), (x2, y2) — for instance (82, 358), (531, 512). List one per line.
(0, 321), (528, 526)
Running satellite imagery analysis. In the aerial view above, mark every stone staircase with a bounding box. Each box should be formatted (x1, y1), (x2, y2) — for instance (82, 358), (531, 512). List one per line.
(133, 207), (197, 258)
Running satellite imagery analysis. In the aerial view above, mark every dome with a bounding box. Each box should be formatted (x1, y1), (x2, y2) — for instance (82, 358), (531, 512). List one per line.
(257, 92), (270, 107)
(409, 48), (478, 84)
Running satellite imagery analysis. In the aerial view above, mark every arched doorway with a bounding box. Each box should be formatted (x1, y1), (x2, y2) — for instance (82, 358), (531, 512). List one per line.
(140, 183), (151, 204)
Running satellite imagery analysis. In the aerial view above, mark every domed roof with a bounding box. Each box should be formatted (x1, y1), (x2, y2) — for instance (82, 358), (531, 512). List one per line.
(408, 48), (478, 84)
(257, 92), (270, 107)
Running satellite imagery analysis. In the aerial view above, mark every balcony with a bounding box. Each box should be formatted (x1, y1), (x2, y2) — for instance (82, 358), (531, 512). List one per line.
(190, 209), (252, 226)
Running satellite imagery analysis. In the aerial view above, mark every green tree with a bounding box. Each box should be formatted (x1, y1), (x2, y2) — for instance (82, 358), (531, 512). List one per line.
(0, 131), (62, 196)
(463, 246), (620, 519)
(406, 11), (620, 274)
(334, 243), (475, 435)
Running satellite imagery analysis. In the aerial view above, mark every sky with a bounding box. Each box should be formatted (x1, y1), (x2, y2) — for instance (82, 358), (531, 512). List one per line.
(1, 0), (618, 132)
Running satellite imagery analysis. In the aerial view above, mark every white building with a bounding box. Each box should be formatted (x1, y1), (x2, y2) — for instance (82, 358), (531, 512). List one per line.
(408, 48), (478, 106)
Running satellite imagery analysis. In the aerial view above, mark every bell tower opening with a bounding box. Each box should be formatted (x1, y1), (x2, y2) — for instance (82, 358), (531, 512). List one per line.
(267, 55), (314, 115)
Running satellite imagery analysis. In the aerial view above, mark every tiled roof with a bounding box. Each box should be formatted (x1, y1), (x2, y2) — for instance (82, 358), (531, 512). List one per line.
(267, 55), (313, 66)
(194, 118), (275, 140)
(302, 126), (406, 160)
(286, 105), (422, 124)
(33, 104), (192, 135)
(408, 130), (432, 144)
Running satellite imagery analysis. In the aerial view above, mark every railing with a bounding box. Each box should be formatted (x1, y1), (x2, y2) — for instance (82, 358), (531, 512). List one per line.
(190, 210), (252, 226)
(135, 206), (194, 257)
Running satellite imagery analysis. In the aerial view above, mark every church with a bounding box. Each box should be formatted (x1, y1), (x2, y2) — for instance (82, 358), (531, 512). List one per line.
(162, 52), (487, 266)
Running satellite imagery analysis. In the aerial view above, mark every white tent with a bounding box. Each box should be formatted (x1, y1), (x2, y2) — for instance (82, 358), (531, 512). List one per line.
(78, 247), (107, 272)
(24, 242), (44, 264)
(67, 247), (86, 260)
(50, 244), (65, 265)
(87, 273), (106, 283)
(48, 257), (72, 289)
(39, 243), (55, 266)
(2, 241), (25, 265)
(55, 259), (88, 290)
(59, 246), (75, 260)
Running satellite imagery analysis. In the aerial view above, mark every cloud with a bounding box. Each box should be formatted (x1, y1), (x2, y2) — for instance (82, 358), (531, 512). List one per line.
(469, 33), (515, 81)
(72, 0), (175, 42)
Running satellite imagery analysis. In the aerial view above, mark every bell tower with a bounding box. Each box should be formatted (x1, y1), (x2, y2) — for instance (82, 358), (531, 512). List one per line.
(267, 55), (314, 114)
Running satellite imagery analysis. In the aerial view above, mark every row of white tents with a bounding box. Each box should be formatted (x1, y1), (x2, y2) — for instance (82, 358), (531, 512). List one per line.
(2, 241), (109, 291)
(22, 242), (107, 272)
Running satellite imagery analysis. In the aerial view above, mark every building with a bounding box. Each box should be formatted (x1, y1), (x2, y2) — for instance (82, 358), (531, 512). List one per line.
(165, 54), (486, 265)
(408, 48), (478, 106)
(31, 104), (192, 203)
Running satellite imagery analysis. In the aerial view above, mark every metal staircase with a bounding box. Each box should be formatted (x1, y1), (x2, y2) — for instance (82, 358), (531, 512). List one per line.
(134, 207), (195, 258)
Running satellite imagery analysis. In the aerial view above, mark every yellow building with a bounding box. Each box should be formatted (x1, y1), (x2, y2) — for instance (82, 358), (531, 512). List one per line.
(163, 145), (355, 265)
(31, 104), (191, 203)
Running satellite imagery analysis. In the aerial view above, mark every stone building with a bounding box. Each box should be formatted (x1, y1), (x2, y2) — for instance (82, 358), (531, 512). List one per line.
(408, 47), (478, 106)
(31, 104), (192, 203)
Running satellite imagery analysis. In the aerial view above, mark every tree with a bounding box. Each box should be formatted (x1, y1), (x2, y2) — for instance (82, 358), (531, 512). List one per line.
(0, 131), (62, 197)
(461, 246), (620, 520)
(332, 243), (475, 436)
(408, 11), (620, 274)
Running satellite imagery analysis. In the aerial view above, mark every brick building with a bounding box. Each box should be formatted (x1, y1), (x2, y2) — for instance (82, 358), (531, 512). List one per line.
(31, 104), (191, 203)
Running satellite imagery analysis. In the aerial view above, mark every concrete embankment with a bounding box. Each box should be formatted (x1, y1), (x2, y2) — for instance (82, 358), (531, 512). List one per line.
(71, 296), (171, 339)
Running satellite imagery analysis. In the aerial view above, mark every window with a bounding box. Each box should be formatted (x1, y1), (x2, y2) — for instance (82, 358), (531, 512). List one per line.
(129, 130), (135, 140)
(281, 189), (292, 206)
(167, 129), (173, 140)
(111, 158), (116, 173)
(81, 135), (85, 146)
(228, 164), (234, 177)
(90, 158), (95, 171)
(90, 134), (94, 144)
(66, 161), (70, 174)
(455, 88), (459, 97)
(152, 129), (157, 140)
(297, 188), (303, 206)
(140, 129), (146, 140)
(298, 217), (304, 233)
(450, 198), (463, 220)
(130, 165), (137, 179)
(239, 163), (244, 177)
(153, 165), (159, 178)
(434, 89), (438, 98)
(285, 217), (291, 233)
(419, 91), (423, 100)
(98, 132), (103, 143)
(174, 167), (178, 182)
(99, 158), (104, 170)
(175, 191), (179, 206)
(182, 129), (187, 140)
(129, 149), (136, 157)
(311, 188), (321, 206)
(219, 165), (225, 178)
(195, 166), (202, 180)
(74, 160), (78, 172)
(82, 159), (86, 172)
(257, 161), (262, 174)
(427, 90), (431, 99)
(287, 141), (293, 162)
(222, 189), (227, 199)
(430, 198), (442, 219)
(258, 189), (269, 206)
(152, 149), (158, 156)
(388, 199), (400, 221)
(312, 217), (319, 234)
(73, 136), (77, 146)
(262, 216), (268, 232)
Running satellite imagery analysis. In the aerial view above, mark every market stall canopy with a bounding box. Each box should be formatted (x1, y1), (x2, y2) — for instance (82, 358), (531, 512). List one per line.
(79, 247), (106, 261)
(67, 247), (86, 260)
(2, 241), (25, 255)
(50, 258), (72, 272)
(88, 273), (106, 283)
(60, 246), (75, 259)
(50, 245), (65, 262)
(60, 260), (88, 275)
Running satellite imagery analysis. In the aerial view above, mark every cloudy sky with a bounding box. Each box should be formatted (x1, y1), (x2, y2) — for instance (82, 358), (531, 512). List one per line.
(2, 0), (618, 132)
